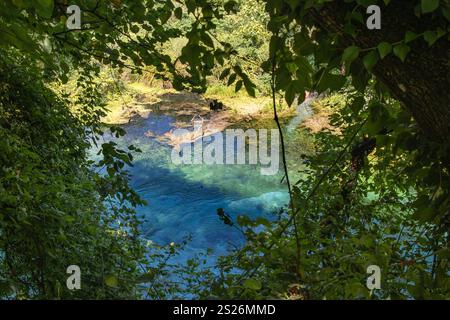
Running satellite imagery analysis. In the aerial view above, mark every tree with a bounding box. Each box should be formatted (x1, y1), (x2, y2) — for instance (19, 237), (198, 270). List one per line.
(262, 0), (449, 142)
(308, 1), (449, 143)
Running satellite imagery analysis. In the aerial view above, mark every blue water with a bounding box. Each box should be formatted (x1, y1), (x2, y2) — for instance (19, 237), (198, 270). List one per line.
(92, 113), (290, 264)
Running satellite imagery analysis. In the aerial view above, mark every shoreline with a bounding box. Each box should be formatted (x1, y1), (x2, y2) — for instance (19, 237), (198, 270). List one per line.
(101, 83), (298, 148)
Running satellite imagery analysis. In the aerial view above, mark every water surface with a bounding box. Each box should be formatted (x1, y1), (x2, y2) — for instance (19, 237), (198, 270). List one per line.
(93, 113), (290, 263)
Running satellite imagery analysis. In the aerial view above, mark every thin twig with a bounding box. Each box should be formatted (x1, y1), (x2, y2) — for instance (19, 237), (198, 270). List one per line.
(270, 54), (302, 280)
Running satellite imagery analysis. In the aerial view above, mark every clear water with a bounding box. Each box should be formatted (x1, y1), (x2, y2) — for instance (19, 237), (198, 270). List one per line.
(92, 113), (290, 264)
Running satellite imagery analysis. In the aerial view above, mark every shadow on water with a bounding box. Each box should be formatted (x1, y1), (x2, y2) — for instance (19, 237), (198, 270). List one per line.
(129, 155), (289, 262)
(131, 161), (245, 252)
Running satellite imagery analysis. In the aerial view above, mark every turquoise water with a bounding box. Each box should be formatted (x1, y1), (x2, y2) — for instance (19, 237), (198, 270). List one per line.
(93, 114), (290, 263)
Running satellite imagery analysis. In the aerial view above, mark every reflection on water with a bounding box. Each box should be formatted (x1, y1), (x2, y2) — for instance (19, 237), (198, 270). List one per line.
(91, 113), (289, 263)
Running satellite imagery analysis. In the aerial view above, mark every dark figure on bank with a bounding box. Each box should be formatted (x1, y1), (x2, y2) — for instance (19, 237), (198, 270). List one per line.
(209, 99), (223, 111)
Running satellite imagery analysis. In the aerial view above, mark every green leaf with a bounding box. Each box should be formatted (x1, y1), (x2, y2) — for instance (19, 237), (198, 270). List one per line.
(317, 72), (346, 93)
(9, 24), (36, 51)
(349, 96), (365, 114)
(405, 31), (419, 43)
(285, 83), (296, 107)
(160, 9), (172, 24)
(235, 80), (243, 92)
(107, 167), (116, 177)
(104, 275), (118, 288)
(233, 65), (243, 76)
(342, 46), (360, 65)
(219, 68), (231, 80)
(363, 50), (379, 71)
(293, 32), (314, 55)
(393, 43), (411, 62)
(243, 78), (256, 97)
(243, 279), (262, 290)
(12, 0), (25, 8)
(200, 32), (214, 48)
(136, 271), (156, 283)
(295, 56), (313, 75)
(34, 0), (54, 18)
(423, 30), (444, 46)
(174, 7), (182, 19)
(377, 42), (392, 59)
(227, 73), (237, 86)
(224, 1), (238, 13)
(130, 25), (139, 33)
(421, 0), (440, 14)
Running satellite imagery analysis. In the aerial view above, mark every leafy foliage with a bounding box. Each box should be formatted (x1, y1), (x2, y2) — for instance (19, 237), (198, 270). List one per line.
(200, 0), (449, 299)
(0, 0), (448, 299)
(208, 90), (449, 299)
(0, 52), (145, 298)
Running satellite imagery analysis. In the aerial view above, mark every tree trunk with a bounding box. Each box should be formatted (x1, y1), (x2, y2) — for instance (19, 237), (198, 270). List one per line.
(310, 2), (449, 143)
